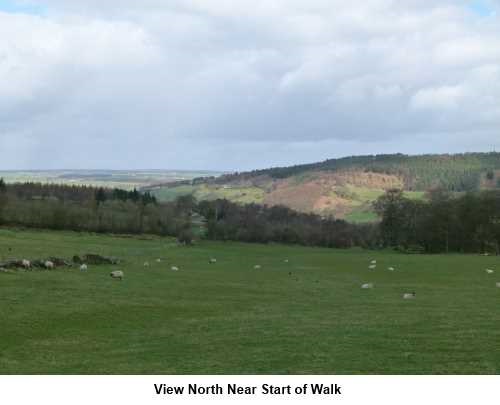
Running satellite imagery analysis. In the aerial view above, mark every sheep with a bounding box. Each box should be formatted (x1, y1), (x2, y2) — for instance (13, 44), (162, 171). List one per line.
(284, 259), (289, 263)
(80, 264), (88, 272)
(496, 282), (500, 288)
(21, 259), (31, 269)
(110, 270), (124, 280)
(403, 292), (416, 299)
(143, 261), (150, 267)
(156, 258), (162, 263)
(44, 260), (54, 270)
(254, 265), (261, 270)
(485, 269), (494, 274)
(370, 260), (377, 264)
(171, 266), (179, 271)
(388, 267), (395, 271)
(368, 264), (376, 270)
(209, 258), (217, 264)
(361, 283), (374, 289)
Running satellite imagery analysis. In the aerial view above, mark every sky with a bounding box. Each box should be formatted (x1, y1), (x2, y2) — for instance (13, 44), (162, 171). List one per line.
(0, 1), (500, 171)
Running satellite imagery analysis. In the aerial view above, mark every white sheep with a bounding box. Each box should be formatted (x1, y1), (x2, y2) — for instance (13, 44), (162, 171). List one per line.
(143, 261), (150, 267)
(110, 270), (124, 280)
(361, 283), (374, 289)
(485, 269), (494, 274)
(284, 259), (289, 263)
(403, 292), (416, 299)
(171, 266), (179, 271)
(370, 260), (377, 264)
(156, 258), (162, 263)
(496, 282), (500, 288)
(44, 260), (54, 270)
(254, 265), (261, 270)
(388, 267), (395, 271)
(80, 264), (88, 272)
(209, 258), (217, 264)
(21, 259), (31, 269)
(368, 264), (376, 270)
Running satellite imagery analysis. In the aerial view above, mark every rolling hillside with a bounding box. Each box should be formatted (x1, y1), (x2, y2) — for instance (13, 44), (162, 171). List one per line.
(144, 153), (500, 223)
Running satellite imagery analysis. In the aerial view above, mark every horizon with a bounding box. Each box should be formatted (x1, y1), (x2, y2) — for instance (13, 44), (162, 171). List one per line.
(1, 150), (500, 173)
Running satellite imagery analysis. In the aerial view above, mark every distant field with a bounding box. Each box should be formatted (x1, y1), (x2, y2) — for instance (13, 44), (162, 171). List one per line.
(152, 184), (265, 205)
(1, 228), (500, 374)
(0, 170), (222, 190)
(151, 180), (426, 224)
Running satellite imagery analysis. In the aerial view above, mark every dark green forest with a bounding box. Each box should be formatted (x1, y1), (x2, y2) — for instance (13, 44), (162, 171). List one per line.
(1, 176), (499, 254)
(182, 152), (500, 192)
(0, 179), (187, 236)
(374, 188), (500, 254)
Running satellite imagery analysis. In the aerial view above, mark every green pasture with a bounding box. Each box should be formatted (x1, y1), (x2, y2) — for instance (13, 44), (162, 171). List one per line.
(0, 229), (499, 374)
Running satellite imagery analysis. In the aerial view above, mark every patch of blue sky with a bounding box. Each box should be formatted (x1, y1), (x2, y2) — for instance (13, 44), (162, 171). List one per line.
(0, 0), (46, 15)
(468, 0), (495, 17)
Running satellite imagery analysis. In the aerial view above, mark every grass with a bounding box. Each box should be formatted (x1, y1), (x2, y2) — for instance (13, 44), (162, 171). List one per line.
(344, 210), (379, 223)
(152, 185), (197, 200)
(1, 228), (500, 374)
(153, 184), (265, 204)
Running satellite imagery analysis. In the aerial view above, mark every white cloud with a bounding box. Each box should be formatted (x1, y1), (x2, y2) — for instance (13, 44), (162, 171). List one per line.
(0, 1), (500, 170)
(410, 85), (465, 110)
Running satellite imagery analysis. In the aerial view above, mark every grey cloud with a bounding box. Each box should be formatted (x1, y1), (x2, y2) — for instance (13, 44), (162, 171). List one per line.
(1, 1), (500, 170)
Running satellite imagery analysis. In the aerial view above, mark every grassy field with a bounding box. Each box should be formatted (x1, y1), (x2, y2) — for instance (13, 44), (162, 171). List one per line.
(152, 184), (265, 204)
(1, 228), (499, 374)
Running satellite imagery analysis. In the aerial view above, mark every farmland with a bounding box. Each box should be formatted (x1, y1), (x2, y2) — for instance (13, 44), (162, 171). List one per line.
(1, 228), (499, 374)
(0, 170), (222, 191)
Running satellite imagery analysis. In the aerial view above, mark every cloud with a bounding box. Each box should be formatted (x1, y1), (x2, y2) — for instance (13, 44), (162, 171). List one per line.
(0, 1), (500, 170)
(410, 85), (465, 110)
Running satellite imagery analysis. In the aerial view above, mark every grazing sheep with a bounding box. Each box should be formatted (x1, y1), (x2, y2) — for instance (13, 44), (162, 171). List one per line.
(403, 292), (416, 299)
(21, 259), (31, 269)
(171, 266), (179, 271)
(143, 261), (150, 267)
(44, 260), (54, 270)
(361, 283), (374, 289)
(209, 258), (217, 264)
(254, 265), (261, 270)
(496, 282), (500, 288)
(156, 258), (162, 263)
(80, 264), (88, 272)
(388, 267), (395, 271)
(110, 270), (124, 280)
(368, 264), (376, 270)
(370, 260), (377, 264)
(486, 269), (494, 274)
(284, 259), (289, 263)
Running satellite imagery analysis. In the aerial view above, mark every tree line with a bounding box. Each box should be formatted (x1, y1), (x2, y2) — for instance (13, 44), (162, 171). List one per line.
(196, 197), (377, 248)
(374, 188), (500, 254)
(0, 179), (189, 236)
(1, 178), (499, 254)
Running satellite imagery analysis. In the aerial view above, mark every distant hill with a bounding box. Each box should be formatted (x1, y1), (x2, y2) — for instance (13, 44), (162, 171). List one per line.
(143, 152), (500, 223)
(0, 169), (223, 191)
